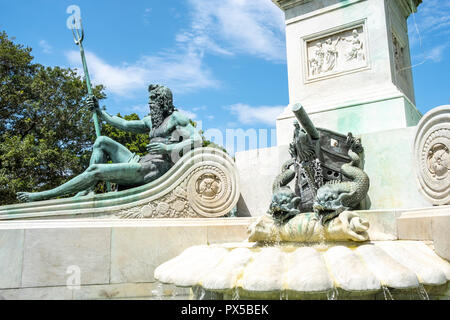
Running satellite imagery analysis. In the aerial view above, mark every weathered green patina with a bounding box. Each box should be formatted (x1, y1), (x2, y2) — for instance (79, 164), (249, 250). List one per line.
(313, 139), (369, 224)
(17, 85), (202, 202)
(268, 103), (370, 225)
(268, 159), (300, 225)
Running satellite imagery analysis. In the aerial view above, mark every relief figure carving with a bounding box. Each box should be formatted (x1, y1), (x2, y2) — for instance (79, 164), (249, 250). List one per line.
(343, 29), (365, 61)
(307, 26), (367, 79)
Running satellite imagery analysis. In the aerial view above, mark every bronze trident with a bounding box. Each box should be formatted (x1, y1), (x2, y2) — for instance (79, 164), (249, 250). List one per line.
(71, 17), (111, 191)
(71, 18), (101, 137)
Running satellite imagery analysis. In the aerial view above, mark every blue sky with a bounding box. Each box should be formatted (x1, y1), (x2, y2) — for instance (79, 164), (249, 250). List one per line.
(1, 0), (449, 153)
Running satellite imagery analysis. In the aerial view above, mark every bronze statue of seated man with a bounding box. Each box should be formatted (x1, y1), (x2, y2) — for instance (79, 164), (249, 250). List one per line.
(17, 84), (202, 202)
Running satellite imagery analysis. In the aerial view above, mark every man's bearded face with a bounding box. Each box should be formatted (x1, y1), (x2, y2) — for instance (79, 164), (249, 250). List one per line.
(149, 91), (166, 112)
(148, 86), (174, 128)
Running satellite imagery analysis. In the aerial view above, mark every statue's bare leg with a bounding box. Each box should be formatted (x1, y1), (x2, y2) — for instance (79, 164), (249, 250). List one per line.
(75, 136), (136, 197)
(17, 163), (144, 202)
(90, 136), (136, 164)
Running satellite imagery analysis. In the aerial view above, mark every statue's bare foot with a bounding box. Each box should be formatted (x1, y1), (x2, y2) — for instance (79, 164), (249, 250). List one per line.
(17, 192), (34, 203)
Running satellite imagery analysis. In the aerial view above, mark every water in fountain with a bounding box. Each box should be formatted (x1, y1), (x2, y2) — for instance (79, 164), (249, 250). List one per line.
(273, 229), (282, 247)
(327, 288), (339, 300)
(279, 291), (288, 300)
(151, 282), (164, 300)
(232, 288), (240, 300)
(193, 286), (207, 300)
(170, 286), (178, 300)
(381, 285), (394, 300)
(417, 284), (429, 300)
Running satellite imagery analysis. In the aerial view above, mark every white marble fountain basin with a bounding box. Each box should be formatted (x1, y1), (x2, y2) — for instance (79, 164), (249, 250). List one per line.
(154, 240), (450, 299)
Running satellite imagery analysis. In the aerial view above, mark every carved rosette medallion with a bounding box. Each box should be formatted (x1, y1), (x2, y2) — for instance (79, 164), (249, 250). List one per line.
(195, 173), (222, 200)
(414, 106), (450, 205)
(426, 141), (449, 180)
(186, 164), (236, 218)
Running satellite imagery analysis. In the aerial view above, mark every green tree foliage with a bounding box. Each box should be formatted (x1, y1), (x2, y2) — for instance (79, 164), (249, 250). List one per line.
(0, 31), (105, 205)
(102, 113), (150, 156)
(0, 30), (226, 205)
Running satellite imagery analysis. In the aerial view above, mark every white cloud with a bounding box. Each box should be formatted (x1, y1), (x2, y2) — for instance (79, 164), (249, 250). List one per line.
(192, 105), (207, 112)
(67, 50), (145, 96)
(408, 0), (450, 48)
(143, 8), (152, 24)
(227, 103), (285, 126)
(178, 109), (197, 120)
(129, 104), (149, 117)
(408, 1), (450, 68)
(66, 48), (219, 97)
(411, 44), (448, 65)
(180, 0), (286, 62)
(65, 0), (286, 99)
(425, 45), (447, 62)
(39, 40), (53, 54)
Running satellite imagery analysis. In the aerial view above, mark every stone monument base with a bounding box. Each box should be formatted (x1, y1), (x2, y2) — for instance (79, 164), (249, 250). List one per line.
(0, 218), (251, 300)
(0, 207), (448, 299)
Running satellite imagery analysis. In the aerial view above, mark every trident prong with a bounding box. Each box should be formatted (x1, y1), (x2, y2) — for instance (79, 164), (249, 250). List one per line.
(71, 18), (84, 45)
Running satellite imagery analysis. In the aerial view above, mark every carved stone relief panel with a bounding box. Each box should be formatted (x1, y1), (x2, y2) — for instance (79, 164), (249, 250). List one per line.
(305, 24), (368, 81)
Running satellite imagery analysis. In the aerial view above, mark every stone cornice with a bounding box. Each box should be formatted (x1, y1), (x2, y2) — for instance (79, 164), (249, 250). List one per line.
(271, 0), (312, 11)
(397, 0), (422, 16)
(272, 0), (422, 13)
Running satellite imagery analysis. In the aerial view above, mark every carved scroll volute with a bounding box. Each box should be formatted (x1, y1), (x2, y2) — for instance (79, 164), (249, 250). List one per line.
(414, 105), (450, 205)
(187, 162), (239, 218)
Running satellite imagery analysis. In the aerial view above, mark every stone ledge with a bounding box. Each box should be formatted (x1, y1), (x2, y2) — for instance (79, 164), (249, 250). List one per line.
(396, 206), (450, 241)
(396, 206), (450, 261)
(433, 215), (450, 261)
(0, 282), (190, 300)
(0, 217), (257, 229)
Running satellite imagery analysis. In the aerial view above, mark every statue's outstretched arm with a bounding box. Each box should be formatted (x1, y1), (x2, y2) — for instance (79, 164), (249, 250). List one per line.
(98, 110), (151, 133)
(87, 96), (150, 133)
